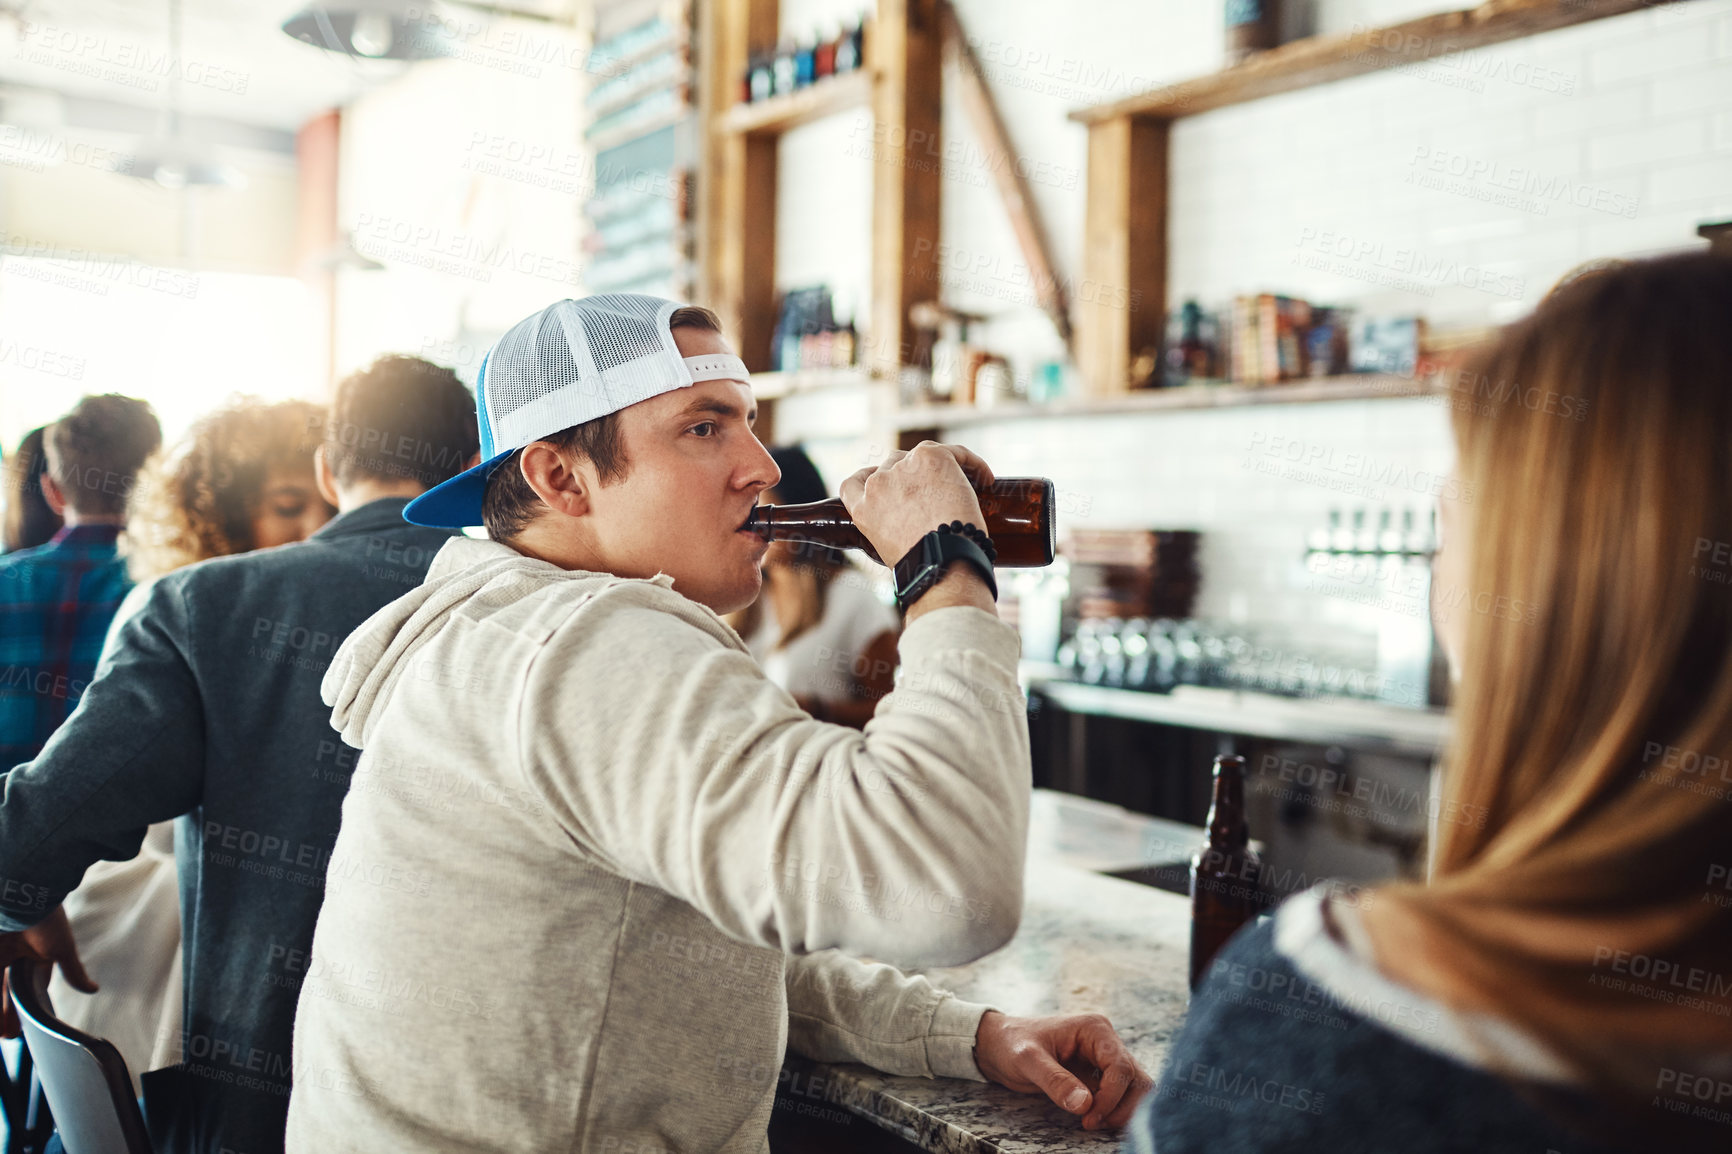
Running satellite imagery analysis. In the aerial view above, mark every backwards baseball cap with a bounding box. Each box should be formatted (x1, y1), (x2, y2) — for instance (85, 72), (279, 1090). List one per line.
(404, 293), (749, 528)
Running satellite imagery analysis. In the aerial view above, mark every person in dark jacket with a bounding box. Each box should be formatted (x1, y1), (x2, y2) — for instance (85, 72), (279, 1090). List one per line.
(0, 354), (478, 1154)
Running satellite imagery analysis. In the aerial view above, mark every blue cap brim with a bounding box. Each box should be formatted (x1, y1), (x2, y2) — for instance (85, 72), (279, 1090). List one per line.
(402, 450), (514, 528)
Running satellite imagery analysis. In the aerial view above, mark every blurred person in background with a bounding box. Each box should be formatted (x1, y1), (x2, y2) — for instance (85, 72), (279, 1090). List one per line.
(48, 397), (335, 1097)
(726, 444), (899, 728)
(1127, 251), (1732, 1153)
(0, 357), (477, 1154)
(2, 426), (63, 553)
(0, 395), (161, 766)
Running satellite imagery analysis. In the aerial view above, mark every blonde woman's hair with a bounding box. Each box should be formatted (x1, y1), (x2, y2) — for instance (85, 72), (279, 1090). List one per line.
(1363, 251), (1732, 1149)
(123, 398), (328, 581)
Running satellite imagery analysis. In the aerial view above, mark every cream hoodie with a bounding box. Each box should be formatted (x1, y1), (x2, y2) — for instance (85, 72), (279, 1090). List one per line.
(285, 536), (1031, 1153)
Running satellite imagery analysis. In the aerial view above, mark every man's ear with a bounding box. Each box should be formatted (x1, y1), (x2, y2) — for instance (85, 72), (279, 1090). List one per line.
(518, 441), (591, 520)
(313, 444), (341, 508)
(39, 472), (67, 517)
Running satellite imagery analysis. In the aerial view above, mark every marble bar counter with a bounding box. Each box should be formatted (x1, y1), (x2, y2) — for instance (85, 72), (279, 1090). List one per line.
(780, 791), (1200, 1153)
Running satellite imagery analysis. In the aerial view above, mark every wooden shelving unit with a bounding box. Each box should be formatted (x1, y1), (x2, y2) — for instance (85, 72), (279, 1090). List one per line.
(896, 373), (1441, 430)
(1067, 0), (1680, 398)
(719, 69), (875, 135)
(698, 0), (941, 394)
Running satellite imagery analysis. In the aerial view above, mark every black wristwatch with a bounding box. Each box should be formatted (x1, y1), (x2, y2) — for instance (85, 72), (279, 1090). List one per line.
(893, 523), (998, 610)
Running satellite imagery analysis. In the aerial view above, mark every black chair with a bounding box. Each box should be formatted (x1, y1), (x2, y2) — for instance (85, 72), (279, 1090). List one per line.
(6, 960), (149, 1154)
(1, 1037), (55, 1154)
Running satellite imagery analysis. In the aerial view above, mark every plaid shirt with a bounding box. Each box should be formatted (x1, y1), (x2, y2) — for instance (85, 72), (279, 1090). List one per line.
(0, 524), (131, 766)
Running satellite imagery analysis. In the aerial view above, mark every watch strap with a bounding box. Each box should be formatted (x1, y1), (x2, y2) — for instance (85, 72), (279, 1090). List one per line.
(893, 527), (999, 610)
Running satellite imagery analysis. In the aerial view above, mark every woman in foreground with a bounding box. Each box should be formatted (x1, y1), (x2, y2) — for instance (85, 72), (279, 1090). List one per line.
(1129, 251), (1732, 1152)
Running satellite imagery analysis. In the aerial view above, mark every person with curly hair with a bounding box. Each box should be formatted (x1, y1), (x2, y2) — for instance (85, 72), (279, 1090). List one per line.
(121, 397), (334, 583)
(49, 397), (335, 1095)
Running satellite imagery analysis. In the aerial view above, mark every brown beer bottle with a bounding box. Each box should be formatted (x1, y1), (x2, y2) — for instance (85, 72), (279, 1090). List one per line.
(744, 477), (1057, 567)
(1189, 754), (1266, 990)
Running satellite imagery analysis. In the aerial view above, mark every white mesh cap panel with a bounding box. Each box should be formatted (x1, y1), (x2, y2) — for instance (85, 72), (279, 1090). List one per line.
(484, 294), (691, 453)
(576, 293), (679, 372)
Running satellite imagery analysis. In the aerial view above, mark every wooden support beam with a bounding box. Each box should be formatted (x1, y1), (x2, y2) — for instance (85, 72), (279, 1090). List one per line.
(1076, 116), (1167, 396)
(870, 0), (944, 381)
(1070, 0), (1678, 124)
(937, 0), (1072, 351)
(698, 0), (780, 369)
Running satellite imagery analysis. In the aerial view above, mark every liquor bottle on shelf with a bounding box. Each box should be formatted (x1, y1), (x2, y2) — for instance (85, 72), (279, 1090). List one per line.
(1224, 0), (1281, 65)
(772, 39), (797, 96)
(1189, 754), (1266, 990)
(814, 26), (836, 78)
(744, 478), (1057, 568)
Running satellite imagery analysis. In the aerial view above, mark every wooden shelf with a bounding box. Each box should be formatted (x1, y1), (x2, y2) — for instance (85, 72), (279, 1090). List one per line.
(1070, 0), (1667, 124)
(752, 366), (874, 399)
(896, 373), (1441, 429)
(1068, 0), (1666, 401)
(720, 68), (875, 135)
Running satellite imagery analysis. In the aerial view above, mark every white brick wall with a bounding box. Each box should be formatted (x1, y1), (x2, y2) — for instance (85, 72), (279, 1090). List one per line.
(767, 0), (1729, 657)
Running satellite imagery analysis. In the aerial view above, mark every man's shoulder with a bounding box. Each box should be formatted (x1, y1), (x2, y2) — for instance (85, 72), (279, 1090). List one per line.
(524, 570), (741, 658)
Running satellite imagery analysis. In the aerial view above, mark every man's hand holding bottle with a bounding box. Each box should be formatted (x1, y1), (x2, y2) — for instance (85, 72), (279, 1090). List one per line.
(839, 441), (998, 622)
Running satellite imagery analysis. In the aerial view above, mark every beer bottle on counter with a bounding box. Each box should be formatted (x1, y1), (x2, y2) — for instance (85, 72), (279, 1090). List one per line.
(1189, 754), (1266, 990)
(744, 477), (1057, 568)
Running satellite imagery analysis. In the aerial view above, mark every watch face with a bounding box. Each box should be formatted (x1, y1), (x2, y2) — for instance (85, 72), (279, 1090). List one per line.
(897, 562), (942, 603)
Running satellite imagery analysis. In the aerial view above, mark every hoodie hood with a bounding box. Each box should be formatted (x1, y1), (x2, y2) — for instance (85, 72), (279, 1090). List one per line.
(321, 536), (676, 750)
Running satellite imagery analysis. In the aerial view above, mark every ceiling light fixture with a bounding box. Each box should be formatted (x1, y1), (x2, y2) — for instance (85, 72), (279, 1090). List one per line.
(281, 0), (452, 61)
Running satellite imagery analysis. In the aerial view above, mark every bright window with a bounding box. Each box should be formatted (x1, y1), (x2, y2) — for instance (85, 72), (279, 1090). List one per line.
(0, 256), (324, 454)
